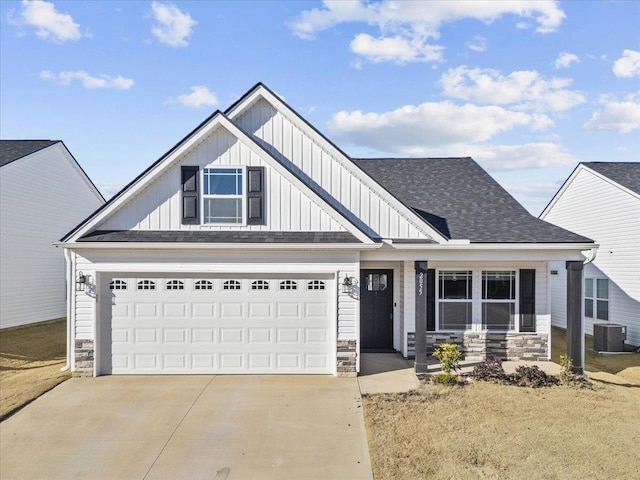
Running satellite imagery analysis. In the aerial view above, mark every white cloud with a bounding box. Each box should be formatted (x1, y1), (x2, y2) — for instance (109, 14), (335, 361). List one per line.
(583, 92), (640, 133)
(8, 0), (83, 43)
(467, 35), (487, 53)
(290, 1), (565, 64)
(469, 143), (576, 171)
(440, 66), (586, 112)
(150, 1), (196, 47)
(40, 70), (134, 90)
(612, 49), (640, 78)
(554, 52), (579, 69)
(328, 101), (541, 153)
(172, 86), (218, 108)
(350, 33), (443, 64)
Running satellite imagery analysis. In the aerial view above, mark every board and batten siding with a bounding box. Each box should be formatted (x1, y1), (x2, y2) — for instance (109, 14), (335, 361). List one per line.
(99, 126), (344, 232)
(233, 99), (432, 240)
(544, 167), (640, 346)
(72, 249), (359, 344)
(0, 145), (104, 329)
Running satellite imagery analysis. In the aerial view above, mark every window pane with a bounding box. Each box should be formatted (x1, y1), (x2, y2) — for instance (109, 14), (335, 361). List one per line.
(596, 279), (608, 300)
(204, 198), (242, 223)
(483, 271), (515, 300)
(597, 300), (609, 320)
(585, 299), (593, 318)
(584, 278), (593, 298)
(203, 168), (242, 195)
(439, 271), (471, 299)
(439, 303), (472, 330)
(482, 302), (514, 330)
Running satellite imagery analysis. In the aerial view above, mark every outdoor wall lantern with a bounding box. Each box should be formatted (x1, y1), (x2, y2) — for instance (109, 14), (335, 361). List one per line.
(76, 271), (87, 292)
(341, 275), (355, 294)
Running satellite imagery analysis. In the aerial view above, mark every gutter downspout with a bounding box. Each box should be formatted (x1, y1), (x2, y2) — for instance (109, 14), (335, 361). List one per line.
(61, 248), (73, 372)
(583, 246), (598, 265)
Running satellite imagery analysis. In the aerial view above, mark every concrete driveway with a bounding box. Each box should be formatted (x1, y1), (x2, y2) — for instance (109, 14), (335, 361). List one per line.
(0, 376), (372, 480)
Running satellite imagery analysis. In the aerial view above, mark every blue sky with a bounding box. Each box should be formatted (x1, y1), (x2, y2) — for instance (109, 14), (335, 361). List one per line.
(1, 0), (639, 215)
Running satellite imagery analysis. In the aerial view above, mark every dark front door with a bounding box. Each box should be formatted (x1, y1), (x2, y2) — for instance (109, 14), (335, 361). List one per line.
(360, 269), (394, 352)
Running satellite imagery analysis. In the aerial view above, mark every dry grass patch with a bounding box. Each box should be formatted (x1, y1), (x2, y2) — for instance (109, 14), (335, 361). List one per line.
(0, 319), (71, 419)
(551, 326), (640, 377)
(363, 381), (640, 480)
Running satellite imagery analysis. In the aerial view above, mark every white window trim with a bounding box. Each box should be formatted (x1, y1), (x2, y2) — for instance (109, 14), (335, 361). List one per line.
(585, 276), (609, 321)
(201, 166), (246, 226)
(435, 268), (521, 333)
(436, 270), (473, 332)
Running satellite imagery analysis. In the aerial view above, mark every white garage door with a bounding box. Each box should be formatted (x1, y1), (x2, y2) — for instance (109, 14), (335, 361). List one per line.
(99, 274), (334, 374)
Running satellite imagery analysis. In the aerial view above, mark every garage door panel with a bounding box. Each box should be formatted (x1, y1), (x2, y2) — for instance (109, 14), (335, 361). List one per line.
(103, 274), (334, 374)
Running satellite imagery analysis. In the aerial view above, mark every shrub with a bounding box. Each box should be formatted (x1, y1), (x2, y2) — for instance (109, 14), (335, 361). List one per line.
(433, 343), (462, 375)
(558, 354), (593, 389)
(433, 373), (458, 386)
(472, 359), (507, 383)
(512, 365), (559, 388)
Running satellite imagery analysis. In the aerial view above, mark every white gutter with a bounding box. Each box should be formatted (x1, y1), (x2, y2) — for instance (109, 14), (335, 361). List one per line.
(380, 242), (598, 251)
(54, 242), (382, 251)
(61, 248), (73, 372)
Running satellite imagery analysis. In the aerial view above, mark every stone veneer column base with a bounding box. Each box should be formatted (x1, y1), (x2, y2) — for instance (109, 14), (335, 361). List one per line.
(407, 332), (548, 362)
(74, 339), (94, 377)
(337, 339), (357, 377)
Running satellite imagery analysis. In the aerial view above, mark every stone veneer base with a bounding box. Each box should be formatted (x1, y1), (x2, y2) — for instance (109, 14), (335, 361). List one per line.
(74, 339), (94, 377)
(337, 339), (357, 377)
(408, 332), (548, 361)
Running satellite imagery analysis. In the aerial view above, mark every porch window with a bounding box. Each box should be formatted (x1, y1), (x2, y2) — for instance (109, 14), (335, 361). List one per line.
(438, 271), (472, 330)
(482, 271), (516, 330)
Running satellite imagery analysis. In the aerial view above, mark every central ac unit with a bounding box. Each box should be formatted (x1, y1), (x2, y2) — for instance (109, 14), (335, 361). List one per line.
(593, 323), (626, 352)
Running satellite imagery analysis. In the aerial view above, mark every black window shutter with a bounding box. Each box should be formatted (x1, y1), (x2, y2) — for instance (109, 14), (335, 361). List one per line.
(181, 166), (199, 225)
(426, 268), (436, 332)
(247, 167), (265, 225)
(519, 269), (536, 332)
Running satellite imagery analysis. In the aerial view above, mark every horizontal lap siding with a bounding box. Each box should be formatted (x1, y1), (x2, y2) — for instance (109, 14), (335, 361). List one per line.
(99, 127), (343, 232)
(234, 99), (430, 240)
(544, 168), (640, 345)
(0, 145), (103, 329)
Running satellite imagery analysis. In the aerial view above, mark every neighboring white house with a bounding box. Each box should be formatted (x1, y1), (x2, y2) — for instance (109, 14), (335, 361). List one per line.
(0, 141), (105, 329)
(58, 83), (594, 377)
(541, 162), (640, 347)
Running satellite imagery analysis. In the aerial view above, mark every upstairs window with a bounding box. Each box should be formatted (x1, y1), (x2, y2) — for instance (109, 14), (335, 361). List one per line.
(203, 168), (243, 224)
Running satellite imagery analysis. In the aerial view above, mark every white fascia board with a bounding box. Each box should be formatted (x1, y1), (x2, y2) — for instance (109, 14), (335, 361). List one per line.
(89, 264), (343, 274)
(65, 115), (227, 242)
(386, 242), (597, 251)
(226, 85), (449, 244)
(218, 114), (375, 244)
(56, 241), (381, 251)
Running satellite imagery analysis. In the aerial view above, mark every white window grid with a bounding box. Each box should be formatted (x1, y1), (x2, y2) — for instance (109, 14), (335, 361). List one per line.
(307, 280), (326, 290)
(251, 280), (270, 290)
(202, 167), (245, 225)
(194, 280), (213, 290)
(166, 280), (184, 290)
(109, 279), (127, 290)
(280, 280), (298, 290)
(137, 280), (156, 290)
(437, 271), (473, 331)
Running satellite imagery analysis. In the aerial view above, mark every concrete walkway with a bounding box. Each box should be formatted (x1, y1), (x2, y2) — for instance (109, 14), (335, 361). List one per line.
(1, 376), (373, 480)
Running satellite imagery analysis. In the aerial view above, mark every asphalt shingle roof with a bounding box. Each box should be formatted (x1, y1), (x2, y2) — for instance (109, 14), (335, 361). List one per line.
(583, 162), (640, 195)
(78, 230), (363, 244)
(352, 157), (593, 243)
(0, 140), (59, 167)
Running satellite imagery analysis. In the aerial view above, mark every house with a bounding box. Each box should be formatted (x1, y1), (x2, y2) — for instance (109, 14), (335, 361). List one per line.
(1, 140), (105, 329)
(540, 162), (640, 347)
(57, 83), (594, 377)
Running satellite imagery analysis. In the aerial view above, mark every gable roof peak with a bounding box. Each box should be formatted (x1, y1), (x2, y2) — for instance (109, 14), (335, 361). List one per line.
(0, 140), (60, 167)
